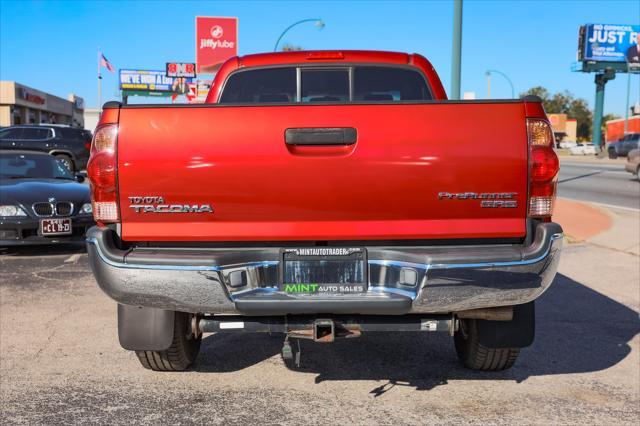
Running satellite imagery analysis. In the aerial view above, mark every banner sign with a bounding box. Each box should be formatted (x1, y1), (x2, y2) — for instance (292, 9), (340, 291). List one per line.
(185, 83), (198, 103)
(119, 69), (194, 93)
(166, 62), (196, 78)
(196, 16), (238, 74)
(185, 79), (212, 104)
(581, 24), (639, 64)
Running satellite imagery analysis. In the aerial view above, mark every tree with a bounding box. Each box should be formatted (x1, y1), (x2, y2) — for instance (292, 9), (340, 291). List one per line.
(567, 98), (593, 141)
(520, 87), (594, 140)
(282, 44), (304, 51)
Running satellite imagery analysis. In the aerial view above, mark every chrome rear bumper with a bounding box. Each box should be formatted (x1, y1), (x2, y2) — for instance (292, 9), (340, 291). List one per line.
(86, 223), (562, 315)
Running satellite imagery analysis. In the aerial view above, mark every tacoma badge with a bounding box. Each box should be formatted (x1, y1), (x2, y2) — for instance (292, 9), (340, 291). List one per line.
(128, 196), (214, 213)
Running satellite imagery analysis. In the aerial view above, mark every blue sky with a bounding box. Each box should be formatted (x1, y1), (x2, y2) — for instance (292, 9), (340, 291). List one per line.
(1, 0), (638, 115)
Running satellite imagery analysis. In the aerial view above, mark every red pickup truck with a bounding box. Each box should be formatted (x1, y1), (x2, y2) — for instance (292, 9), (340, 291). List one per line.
(86, 50), (562, 372)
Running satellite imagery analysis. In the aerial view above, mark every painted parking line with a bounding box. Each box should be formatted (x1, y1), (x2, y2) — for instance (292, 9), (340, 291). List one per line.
(64, 253), (83, 263)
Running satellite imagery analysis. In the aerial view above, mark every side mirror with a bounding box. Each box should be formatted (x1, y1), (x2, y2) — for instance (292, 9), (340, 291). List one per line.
(75, 173), (85, 183)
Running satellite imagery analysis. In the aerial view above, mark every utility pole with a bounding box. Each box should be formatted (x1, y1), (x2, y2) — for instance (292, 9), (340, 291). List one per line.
(592, 69), (616, 151)
(486, 72), (491, 98)
(450, 0), (463, 100)
(624, 60), (631, 134)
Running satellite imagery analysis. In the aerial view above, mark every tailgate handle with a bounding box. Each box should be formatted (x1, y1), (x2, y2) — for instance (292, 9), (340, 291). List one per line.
(285, 128), (357, 146)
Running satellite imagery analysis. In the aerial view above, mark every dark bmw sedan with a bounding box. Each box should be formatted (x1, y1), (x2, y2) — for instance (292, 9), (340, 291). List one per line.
(0, 150), (95, 245)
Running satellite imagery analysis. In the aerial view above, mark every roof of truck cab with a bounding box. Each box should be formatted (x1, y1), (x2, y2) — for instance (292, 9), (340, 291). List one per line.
(236, 50), (415, 67)
(208, 50), (448, 102)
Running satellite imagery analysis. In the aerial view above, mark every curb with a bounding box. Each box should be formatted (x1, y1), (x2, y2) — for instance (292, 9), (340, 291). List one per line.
(554, 198), (612, 243)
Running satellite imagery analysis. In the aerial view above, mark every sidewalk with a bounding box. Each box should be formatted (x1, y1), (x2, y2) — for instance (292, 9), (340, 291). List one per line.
(555, 198), (640, 256)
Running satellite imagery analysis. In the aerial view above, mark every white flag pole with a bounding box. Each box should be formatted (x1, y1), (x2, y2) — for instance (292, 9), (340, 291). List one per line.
(98, 48), (102, 112)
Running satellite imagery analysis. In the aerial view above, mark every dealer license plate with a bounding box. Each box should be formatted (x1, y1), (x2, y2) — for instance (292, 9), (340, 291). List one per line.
(281, 248), (367, 294)
(41, 218), (72, 236)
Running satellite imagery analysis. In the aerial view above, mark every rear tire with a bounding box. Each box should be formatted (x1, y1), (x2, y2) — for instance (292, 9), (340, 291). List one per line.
(608, 149), (618, 159)
(135, 312), (201, 371)
(454, 318), (520, 371)
(55, 154), (75, 172)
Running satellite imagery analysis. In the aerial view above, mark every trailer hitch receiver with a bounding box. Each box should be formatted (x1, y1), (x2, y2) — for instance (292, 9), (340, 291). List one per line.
(313, 319), (335, 343)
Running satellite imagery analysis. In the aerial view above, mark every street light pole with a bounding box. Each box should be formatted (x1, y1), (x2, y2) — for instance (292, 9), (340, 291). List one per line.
(486, 72), (491, 98)
(274, 18), (325, 52)
(450, 0), (463, 100)
(485, 69), (514, 98)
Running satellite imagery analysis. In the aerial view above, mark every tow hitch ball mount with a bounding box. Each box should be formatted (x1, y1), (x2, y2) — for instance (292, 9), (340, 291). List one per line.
(281, 316), (458, 367)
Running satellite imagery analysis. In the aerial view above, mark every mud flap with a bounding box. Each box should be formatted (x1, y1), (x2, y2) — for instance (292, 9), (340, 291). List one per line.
(476, 301), (535, 349)
(117, 304), (175, 351)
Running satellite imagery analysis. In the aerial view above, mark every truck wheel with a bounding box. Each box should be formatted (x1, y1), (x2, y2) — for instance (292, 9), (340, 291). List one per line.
(135, 312), (201, 371)
(55, 154), (75, 172)
(608, 149), (618, 159)
(454, 318), (520, 371)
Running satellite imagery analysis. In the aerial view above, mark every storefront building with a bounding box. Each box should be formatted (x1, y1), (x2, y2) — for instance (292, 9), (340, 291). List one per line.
(548, 113), (577, 143)
(0, 81), (85, 128)
(605, 116), (640, 142)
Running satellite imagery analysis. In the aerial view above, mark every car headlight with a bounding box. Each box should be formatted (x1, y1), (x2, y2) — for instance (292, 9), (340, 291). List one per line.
(0, 205), (27, 217)
(80, 203), (93, 214)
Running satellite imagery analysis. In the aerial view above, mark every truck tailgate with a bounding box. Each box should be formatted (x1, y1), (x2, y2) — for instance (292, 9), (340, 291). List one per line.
(117, 103), (528, 241)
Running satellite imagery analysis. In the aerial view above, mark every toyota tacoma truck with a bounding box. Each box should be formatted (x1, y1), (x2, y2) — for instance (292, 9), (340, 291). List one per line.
(86, 50), (562, 372)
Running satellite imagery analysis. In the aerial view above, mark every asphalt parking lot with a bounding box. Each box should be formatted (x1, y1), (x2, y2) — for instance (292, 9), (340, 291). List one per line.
(1, 231), (638, 424)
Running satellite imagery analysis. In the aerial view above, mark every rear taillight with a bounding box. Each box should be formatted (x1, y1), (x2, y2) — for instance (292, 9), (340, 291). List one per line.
(527, 119), (559, 218)
(84, 142), (91, 151)
(87, 124), (119, 223)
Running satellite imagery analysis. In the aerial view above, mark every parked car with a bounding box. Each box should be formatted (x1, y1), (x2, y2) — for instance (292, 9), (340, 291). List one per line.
(0, 150), (94, 245)
(86, 50), (562, 373)
(608, 133), (640, 159)
(0, 125), (92, 171)
(558, 140), (577, 149)
(569, 142), (597, 155)
(625, 149), (640, 178)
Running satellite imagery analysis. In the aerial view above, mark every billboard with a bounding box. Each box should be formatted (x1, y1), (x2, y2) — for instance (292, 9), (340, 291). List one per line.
(166, 62), (196, 78)
(196, 16), (238, 74)
(581, 24), (639, 65)
(119, 69), (194, 94)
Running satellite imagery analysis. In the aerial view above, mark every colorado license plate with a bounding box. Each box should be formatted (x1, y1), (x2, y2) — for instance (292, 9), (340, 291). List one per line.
(281, 248), (367, 294)
(40, 218), (72, 236)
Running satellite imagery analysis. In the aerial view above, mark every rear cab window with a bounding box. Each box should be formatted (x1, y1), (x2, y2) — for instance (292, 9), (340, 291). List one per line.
(219, 65), (432, 104)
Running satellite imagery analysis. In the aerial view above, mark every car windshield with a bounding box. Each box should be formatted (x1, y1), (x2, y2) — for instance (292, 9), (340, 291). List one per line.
(0, 153), (75, 180)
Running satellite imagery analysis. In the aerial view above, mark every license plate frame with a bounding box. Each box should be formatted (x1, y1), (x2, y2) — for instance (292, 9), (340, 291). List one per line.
(279, 247), (368, 295)
(40, 218), (72, 236)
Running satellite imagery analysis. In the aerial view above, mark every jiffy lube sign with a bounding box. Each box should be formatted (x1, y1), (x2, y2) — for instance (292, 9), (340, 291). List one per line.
(195, 16), (238, 74)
